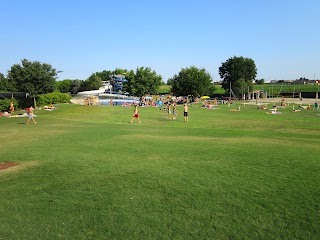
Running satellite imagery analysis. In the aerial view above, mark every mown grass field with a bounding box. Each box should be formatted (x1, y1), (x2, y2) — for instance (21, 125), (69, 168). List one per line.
(1, 102), (320, 239)
(158, 85), (171, 94)
(254, 84), (320, 95)
(158, 84), (320, 96)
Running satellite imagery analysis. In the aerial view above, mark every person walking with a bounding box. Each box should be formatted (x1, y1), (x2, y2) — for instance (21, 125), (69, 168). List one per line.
(184, 103), (188, 122)
(26, 106), (37, 125)
(130, 105), (141, 123)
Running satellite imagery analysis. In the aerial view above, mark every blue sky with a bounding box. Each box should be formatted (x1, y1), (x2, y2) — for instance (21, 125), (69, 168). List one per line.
(1, 0), (319, 82)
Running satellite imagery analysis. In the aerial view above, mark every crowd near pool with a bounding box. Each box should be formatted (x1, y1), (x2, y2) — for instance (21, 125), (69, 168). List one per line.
(99, 99), (139, 106)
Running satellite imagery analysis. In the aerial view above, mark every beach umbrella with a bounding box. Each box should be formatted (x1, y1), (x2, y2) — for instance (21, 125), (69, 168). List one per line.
(200, 96), (210, 99)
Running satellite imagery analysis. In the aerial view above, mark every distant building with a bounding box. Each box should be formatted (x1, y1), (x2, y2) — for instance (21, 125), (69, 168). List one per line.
(269, 80), (293, 84)
(268, 79), (319, 85)
(293, 78), (316, 85)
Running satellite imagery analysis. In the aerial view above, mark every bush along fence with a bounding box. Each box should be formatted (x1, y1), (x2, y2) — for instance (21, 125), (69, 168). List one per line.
(0, 92), (71, 111)
(35, 92), (71, 106)
(0, 98), (18, 112)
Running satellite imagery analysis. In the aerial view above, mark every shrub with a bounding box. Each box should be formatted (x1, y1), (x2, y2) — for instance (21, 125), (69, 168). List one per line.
(0, 98), (18, 112)
(36, 92), (71, 106)
(18, 98), (35, 109)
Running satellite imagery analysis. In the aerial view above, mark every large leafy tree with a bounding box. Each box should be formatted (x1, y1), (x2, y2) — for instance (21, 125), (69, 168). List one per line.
(94, 70), (113, 82)
(219, 56), (257, 96)
(255, 79), (265, 85)
(0, 73), (14, 91)
(56, 79), (72, 93)
(170, 66), (214, 96)
(80, 74), (102, 91)
(70, 80), (82, 94)
(232, 78), (249, 98)
(8, 59), (59, 95)
(123, 70), (135, 94)
(125, 67), (162, 97)
(112, 68), (128, 75)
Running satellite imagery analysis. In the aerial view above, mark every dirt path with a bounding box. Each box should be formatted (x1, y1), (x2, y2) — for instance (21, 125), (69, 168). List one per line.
(0, 162), (19, 171)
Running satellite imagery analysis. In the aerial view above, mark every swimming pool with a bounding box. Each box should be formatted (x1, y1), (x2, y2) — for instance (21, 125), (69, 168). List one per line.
(99, 99), (140, 106)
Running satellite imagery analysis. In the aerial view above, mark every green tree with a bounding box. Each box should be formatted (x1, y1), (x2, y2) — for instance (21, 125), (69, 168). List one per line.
(125, 67), (162, 97)
(70, 80), (83, 94)
(95, 70), (113, 82)
(123, 70), (135, 94)
(171, 66), (214, 96)
(56, 79), (72, 93)
(112, 68), (128, 75)
(255, 79), (265, 85)
(81, 74), (103, 91)
(166, 78), (174, 86)
(232, 78), (249, 98)
(8, 59), (59, 95)
(0, 98), (18, 111)
(219, 56), (257, 95)
(0, 73), (12, 91)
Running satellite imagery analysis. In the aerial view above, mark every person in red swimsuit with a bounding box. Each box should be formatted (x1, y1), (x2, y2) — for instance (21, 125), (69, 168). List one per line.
(130, 105), (141, 124)
(26, 106), (37, 125)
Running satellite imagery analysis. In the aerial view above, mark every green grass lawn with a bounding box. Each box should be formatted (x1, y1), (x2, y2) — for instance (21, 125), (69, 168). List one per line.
(158, 85), (171, 94)
(255, 84), (320, 94)
(1, 102), (320, 239)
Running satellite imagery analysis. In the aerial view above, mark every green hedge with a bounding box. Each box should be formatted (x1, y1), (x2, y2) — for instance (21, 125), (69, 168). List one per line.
(0, 98), (18, 112)
(36, 92), (71, 106)
(0, 93), (71, 111)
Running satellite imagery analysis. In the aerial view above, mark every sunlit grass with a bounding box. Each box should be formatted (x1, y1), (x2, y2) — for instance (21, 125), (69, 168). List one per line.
(158, 85), (171, 94)
(0, 102), (319, 239)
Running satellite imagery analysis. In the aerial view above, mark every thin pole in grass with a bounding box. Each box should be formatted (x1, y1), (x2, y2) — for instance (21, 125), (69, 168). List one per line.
(228, 81), (231, 108)
(316, 84), (319, 109)
(293, 85), (295, 110)
(254, 85), (257, 105)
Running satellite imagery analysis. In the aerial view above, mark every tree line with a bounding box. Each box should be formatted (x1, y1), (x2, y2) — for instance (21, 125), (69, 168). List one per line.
(0, 57), (258, 97)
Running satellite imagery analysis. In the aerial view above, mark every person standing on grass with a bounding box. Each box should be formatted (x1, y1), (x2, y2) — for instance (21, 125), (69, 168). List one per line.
(173, 103), (178, 120)
(166, 103), (172, 120)
(184, 103), (188, 122)
(27, 106), (37, 125)
(9, 102), (14, 113)
(130, 105), (141, 123)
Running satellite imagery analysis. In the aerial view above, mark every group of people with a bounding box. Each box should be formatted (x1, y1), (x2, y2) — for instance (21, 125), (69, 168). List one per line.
(130, 103), (189, 124)
(165, 103), (189, 122)
(4, 100), (190, 125)
(1, 101), (37, 125)
(165, 103), (178, 120)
